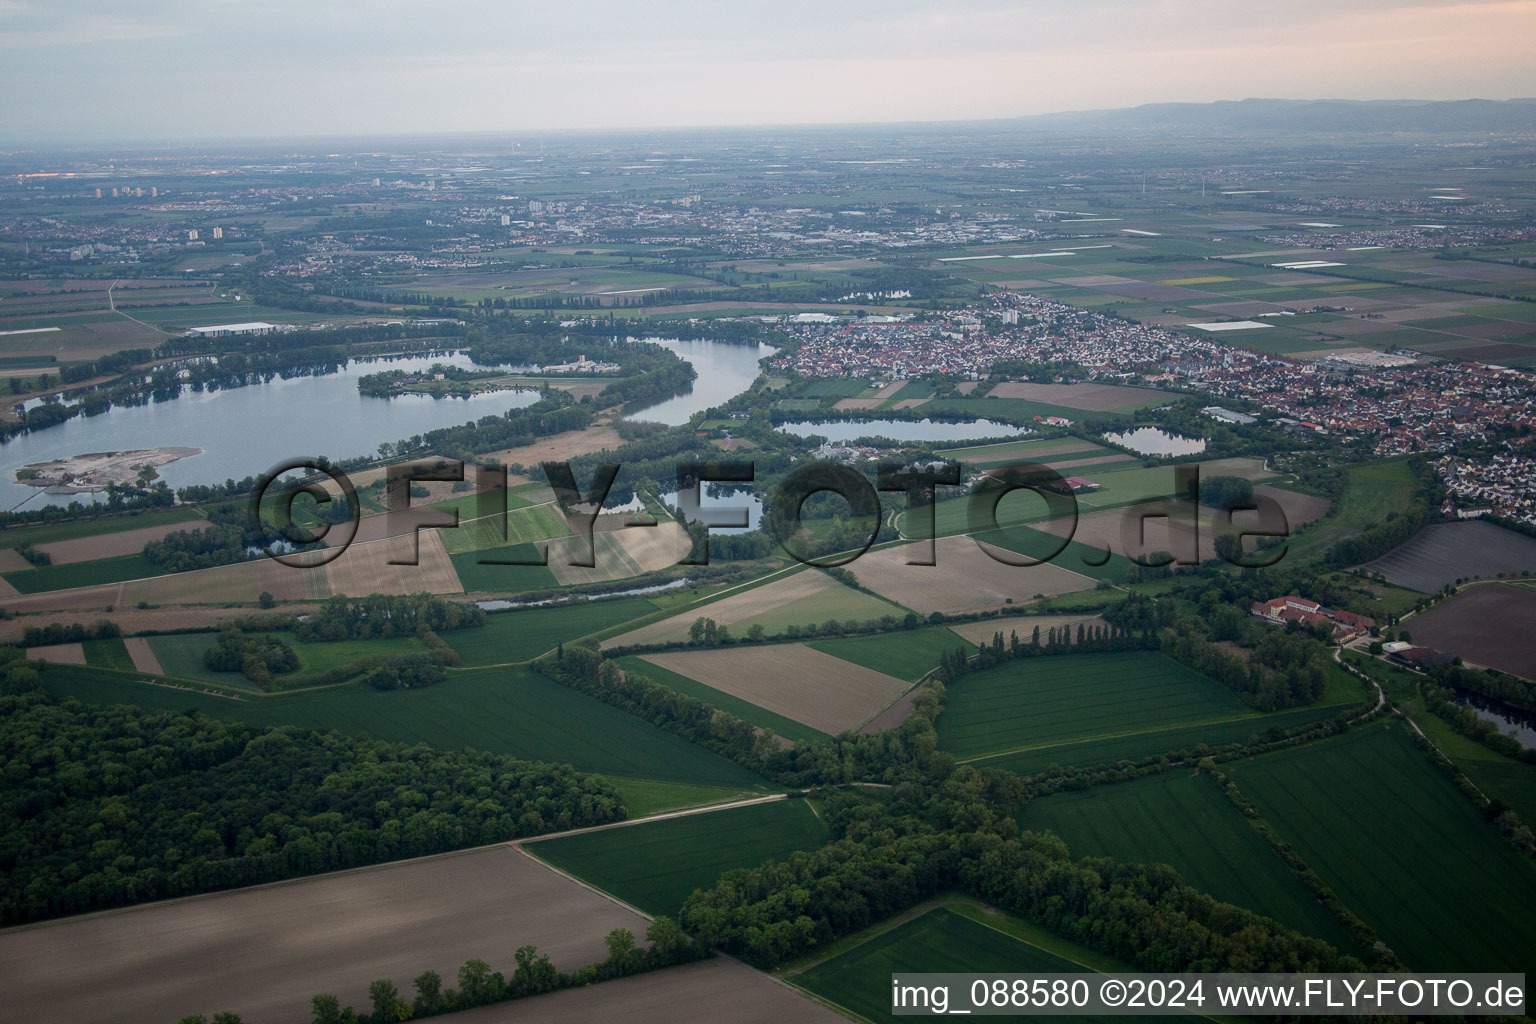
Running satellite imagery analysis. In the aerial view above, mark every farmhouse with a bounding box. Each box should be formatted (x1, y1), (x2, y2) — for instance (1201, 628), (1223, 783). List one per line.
(1389, 646), (1457, 669)
(186, 321), (281, 338)
(1063, 476), (1101, 493)
(1250, 595), (1375, 642)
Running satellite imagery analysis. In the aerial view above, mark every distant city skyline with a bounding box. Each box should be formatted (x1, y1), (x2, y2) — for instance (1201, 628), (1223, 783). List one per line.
(3, 0), (1534, 142)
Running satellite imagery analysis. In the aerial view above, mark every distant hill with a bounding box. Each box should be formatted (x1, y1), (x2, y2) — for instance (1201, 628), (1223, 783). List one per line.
(1016, 97), (1536, 134)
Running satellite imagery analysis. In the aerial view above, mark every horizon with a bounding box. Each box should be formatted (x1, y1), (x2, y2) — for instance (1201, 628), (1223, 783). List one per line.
(4, 94), (1535, 153)
(4, 0), (1536, 143)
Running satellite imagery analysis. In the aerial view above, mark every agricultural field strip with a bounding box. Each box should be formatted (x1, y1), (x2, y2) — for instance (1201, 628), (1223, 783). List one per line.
(959, 707), (1319, 764)
(0, 844), (651, 1024)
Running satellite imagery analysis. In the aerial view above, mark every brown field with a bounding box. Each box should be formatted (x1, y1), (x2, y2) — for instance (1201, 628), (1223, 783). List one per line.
(479, 422), (625, 465)
(1251, 484), (1331, 530)
(122, 637), (164, 674)
(832, 396), (882, 410)
(1037, 504), (1215, 564)
(1046, 453), (1139, 471)
(0, 846), (648, 1024)
(0, 548), (34, 573)
(851, 536), (1095, 615)
(860, 690), (921, 734)
(325, 530), (462, 597)
(0, 575), (19, 599)
(36, 521), (203, 564)
(603, 570), (900, 649)
(641, 644), (911, 734)
(544, 522), (690, 587)
(423, 957), (845, 1024)
(1400, 583), (1536, 679)
(946, 614), (1109, 647)
(937, 437), (1105, 464)
(985, 381), (1165, 411)
(1200, 456), (1277, 480)
(23, 642), (85, 665)
(1363, 520), (1536, 593)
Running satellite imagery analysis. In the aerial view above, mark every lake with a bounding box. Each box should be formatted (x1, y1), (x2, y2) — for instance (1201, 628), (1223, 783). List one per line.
(1456, 689), (1536, 750)
(0, 353), (540, 511)
(776, 418), (1025, 443)
(1103, 426), (1207, 457)
(625, 338), (775, 426)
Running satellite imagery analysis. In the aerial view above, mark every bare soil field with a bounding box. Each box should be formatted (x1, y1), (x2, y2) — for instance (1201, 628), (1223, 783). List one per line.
(985, 381), (1165, 411)
(1363, 520), (1536, 593)
(603, 570), (895, 649)
(938, 437), (1104, 464)
(1252, 484), (1331, 529)
(1046, 453), (1139, 471)
(946, 614), (1109, 647)
(0, 575), (18, 599)
(37, 521), (203, 564)
(0, 846), (648, 1024)
(545, 522), (690, 587)
(122, 637), (164, 674)
(23, 642), (85, 665)
(1400, 584), (1536, 678)
(424, 957), (846, 1024)
(641, 644), (911, 734)
(1036, 503), (1214, 563)
(325, 530), (462, 597)
(481, 422), (626, 464)
(1200, 456), (1277, 480)
(852, 537), (1095, 615)
(833, 396), (883, 410)
(0, 548), (34, 573)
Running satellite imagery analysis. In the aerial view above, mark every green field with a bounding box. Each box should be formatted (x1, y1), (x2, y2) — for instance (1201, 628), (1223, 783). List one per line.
(1020, 771), (1353, 948)
(605, 779), (761, 818)
(80, 637), (135, 671)
(449, 544), (560, 593)
(0, 507), (204, 549)
(527, 798), (828, 915)
(808, 626), (976, 681)
(796, 907), (1157, 1024)
(146, 630), (427, 684)
(445, 597), (659, 665)
(3, 553), (165, 593)
(1286, 458), (1419, 564)
(617, 655), (829, 745)
(937, 652), (1252, 762)
(437, 502), (570, 555)
(38, 663), (765, 788)
(972, 703), (1350, 775)
(1226, 722), (1536, 971)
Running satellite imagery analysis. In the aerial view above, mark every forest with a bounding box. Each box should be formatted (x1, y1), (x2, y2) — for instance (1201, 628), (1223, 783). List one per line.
(0, 685), (625, 925)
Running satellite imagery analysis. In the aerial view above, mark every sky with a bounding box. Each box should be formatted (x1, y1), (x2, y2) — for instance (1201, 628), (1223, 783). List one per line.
(2, 0), (1534, 142)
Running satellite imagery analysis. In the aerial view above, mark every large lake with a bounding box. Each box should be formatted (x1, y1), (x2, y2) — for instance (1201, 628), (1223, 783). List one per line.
(776, 418), (1025, 443)
(0, 353), (540, 511)
(625, 338), (775, 425)
(1, 337), (777, 511)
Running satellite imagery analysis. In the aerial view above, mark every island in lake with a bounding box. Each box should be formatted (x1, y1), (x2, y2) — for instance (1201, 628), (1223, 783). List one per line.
(14, 447), (202, 493)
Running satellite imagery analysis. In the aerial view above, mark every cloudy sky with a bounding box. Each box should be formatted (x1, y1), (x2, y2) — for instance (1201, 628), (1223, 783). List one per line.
(2, 0), (1533, 141)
